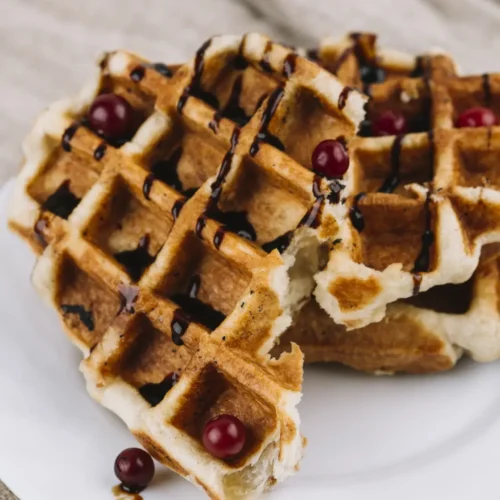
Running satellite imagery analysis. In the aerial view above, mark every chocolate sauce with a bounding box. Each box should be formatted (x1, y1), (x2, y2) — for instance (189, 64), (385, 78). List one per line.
(482, 73), (492, 105)
(187, 274), (201, 298)
(300, 197), (324, 228)
(338, 86), (353, 110)
(118, 284), (139, 314)
(42, 180), (81, 219)
(412, 273), (423, 296)
(34, 217), (48, 247)
(249, 86), (285, 156)
(213, 227), (225, 249)
(170, 309), (191, 346)
(171, 296), (225, 334)
(282, 52), (298, 78)
(143, 147), (183, 199)
(379, 134), (405, 193)
(143, 174), (154, 200)
(172, 199), (185, 220)
(299, 175), (324, 228)
(262, 231), (293, 254)
(260, 40), (274, 73)
(114, 235), (154, 281)
(139, 372), (179, 407)
(209, 128), (240, 206)
(411, 56), (426, 78)
(61, 304), (95, 331)
(208, 74), (248, 133)
(62, 123), (79, 152)
(195, 215), (207, 239)
(412, 191), (434, 275)
(306, 48), (320, 62)
(169, 274), (226, 335)
(349, 33), (385, 93)
(327, 179), (345, 204)
(151, 62), (173, 78)
(331, 47), (354, 75)
(213, 210), (257, 242)
(130, 66), (145, 82)
(233, 35), (249, 70)
(93, 143), (107, 161)
(177, 39), (219, 114)
(350, 192), (367, 232)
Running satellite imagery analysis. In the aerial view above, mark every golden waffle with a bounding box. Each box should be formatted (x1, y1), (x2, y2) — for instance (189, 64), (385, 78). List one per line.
(8, 34), (366, 498)
(280, 245), (500, 374)
(307, 33), (500, 329)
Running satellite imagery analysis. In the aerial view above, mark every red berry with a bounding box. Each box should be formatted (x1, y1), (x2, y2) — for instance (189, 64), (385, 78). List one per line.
(456, 106), (497, 128)
(372, 110), (408, 136)
(311, 139), (349, 178)
(202, 414), (247, 459)
(88, 93), (134, 140)
(114, 448), (155, 493)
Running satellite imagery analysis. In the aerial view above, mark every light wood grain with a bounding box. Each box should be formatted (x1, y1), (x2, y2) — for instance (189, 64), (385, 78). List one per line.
(3, 0), (500, 497)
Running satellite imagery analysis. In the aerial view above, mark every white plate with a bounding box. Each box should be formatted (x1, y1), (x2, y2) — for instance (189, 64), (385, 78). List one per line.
(1, 178), (499, 500)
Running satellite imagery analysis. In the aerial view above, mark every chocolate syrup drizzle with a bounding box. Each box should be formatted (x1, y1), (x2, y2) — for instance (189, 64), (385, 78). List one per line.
(263, 176), (344, 254)
(62, 123), (79, 152)
(330, 46), (355, 75)
(299, 175), (325, 229)
(61, 304), (95, 331)
(170, 275), (226, 345)
(306, 48), (320, 63)
(171, 199), (185, 220)
(34, 218), (48, 247)
(139, 372), (179, 407)
(260, 40), (274, 73)
(411, 191), (434, 295)
(177, 39), (219, 114)
(482, 73), (492, 106)
(249, 86), (285, 156)
(118, 285), (139, 314)
(282, 52), (298, 78)
(114, 235), (155, 281)
(350, 33), (385, 94)
(192, 127), (257, 245)
(378, 134), (405, 193)
(42, 180), (81, 219)
(208, 74), (249, 133)
(350, 192), (367, 232)
(151, 62), (173, 78)
(338, 86), (353, 110)
(130, 66), (146, 83)
(195, 214), (207, 239)
(411, 56), (427, 78)
(233, 35), (249, 70)
(93, 143), (107, 161)
(262, 231), (293, 254)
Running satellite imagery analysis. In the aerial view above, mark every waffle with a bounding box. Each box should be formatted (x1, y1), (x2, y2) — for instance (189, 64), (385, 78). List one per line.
(8, 33), (366, 498)
(306, 33), (500, 329)
(279, 244), (500, 374)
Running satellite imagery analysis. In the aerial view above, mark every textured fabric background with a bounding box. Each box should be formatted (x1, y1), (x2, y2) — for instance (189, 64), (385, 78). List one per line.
(2, 0), (500, 497)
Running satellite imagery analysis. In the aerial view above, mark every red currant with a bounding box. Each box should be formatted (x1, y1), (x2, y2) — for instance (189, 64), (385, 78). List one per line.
(456, 106), (497, 128)
(114, 448), (155, 493)
(372, 110), (408, 136)
(88, 93), (134, 140)
(311, 139), (349, 178)
(202, 414), (247, 459)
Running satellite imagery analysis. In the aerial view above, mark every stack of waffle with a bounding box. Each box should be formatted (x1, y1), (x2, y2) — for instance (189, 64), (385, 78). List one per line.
(8, 31), (500, 498)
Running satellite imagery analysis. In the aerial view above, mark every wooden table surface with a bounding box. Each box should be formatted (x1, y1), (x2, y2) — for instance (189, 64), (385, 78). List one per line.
(3, 0), (500, 497)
